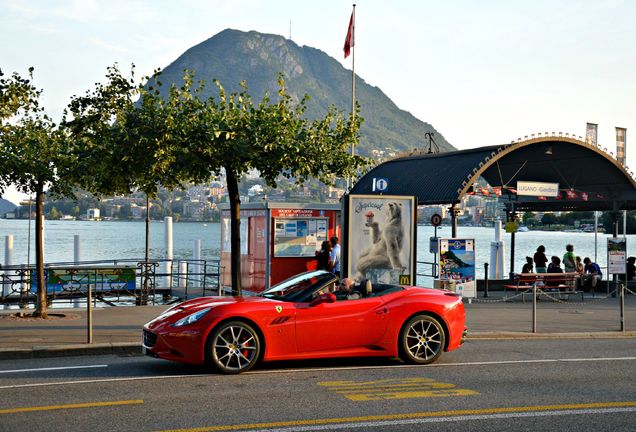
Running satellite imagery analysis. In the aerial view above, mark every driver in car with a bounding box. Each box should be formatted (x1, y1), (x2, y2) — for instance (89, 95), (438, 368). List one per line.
(335, 278), (362, 300)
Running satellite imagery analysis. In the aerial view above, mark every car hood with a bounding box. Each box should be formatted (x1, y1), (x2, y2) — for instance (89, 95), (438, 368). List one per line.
(144, 295), (274, 329)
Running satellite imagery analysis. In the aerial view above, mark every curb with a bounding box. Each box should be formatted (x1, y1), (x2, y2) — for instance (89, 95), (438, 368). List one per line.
(2, 332), (636, 360)
(0, 342), (142, 360)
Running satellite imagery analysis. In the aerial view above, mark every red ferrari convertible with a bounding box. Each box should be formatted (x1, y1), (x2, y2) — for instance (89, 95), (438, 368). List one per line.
(143, 270), (467, 374)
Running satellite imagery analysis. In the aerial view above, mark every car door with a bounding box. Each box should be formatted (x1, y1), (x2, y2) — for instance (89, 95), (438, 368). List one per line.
(294, 297), (389, 353)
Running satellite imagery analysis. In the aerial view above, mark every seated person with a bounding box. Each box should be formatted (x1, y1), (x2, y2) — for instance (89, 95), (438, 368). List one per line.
(335, 278), (362, 300)
(582, 257), (602, 289)
(546, 256), (563, 287)
(521, 256), (533, 273)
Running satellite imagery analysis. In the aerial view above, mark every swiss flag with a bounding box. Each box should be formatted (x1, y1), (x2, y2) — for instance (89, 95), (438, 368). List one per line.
(581, 192), (589, 201)
(344, 11), (355, 58)
(566, 189), (577, 199)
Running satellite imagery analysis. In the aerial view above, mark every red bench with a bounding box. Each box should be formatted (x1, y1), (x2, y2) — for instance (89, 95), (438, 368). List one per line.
(503, 272), (583, 302)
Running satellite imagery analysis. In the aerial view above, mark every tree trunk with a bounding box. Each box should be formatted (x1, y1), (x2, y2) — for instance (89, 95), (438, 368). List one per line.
(225, 167), (242, 296)
(142, 194), (150, 305)
(33, 185), (47, 318)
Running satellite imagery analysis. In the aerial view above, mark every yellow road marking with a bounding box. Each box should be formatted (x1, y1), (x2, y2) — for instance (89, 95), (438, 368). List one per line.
(319, 377), (478, 401)
(345, 388), (478, 401)
(158, 401), (636, 432)
(320, 378), (437, 387)
(0, 399), (144, 414)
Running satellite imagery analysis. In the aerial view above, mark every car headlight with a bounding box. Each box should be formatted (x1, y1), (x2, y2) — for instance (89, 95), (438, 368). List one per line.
(172, 307), (212, 327)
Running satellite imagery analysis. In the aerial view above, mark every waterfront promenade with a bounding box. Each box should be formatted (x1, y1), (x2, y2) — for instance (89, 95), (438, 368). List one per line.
(1, 293), (634, 360)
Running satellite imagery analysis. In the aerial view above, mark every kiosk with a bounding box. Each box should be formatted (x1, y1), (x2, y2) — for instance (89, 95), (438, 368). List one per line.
(220, 202), (340, 293)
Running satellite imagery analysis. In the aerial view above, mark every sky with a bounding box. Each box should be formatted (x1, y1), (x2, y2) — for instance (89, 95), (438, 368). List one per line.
(1, 0), (635, 205)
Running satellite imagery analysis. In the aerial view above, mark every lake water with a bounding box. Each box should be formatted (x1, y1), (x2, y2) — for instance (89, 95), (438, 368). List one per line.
(1, 219), (634, 280)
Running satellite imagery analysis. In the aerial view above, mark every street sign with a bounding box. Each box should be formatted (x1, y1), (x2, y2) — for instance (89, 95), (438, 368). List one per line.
(431, 213), (442, 227)
(372, 178), (388, 192)
(429, 236), (439, 254)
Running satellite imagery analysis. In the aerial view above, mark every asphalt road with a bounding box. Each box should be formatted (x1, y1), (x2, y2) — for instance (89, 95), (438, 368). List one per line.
(1, 338), (635, 432)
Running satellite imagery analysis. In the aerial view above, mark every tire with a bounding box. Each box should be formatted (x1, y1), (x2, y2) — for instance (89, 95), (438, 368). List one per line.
(207, 321), (261, 374)
(399, 315), (445, 365)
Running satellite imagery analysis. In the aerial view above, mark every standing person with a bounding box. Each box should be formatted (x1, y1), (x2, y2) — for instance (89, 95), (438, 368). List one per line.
(626, 257), (636, 281)
(533, 245), (548, 273)
(522, 256), (533, 273)
(315, 240), (332, 271)
(329, 236), (341, 278)
(563, 244), (577, 273)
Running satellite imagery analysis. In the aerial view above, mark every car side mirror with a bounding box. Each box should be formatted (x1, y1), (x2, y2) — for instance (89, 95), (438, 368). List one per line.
(309, 292), (336, 307)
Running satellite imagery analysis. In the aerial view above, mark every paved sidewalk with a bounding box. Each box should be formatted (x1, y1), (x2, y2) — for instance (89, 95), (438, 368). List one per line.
(0, 294), (634, 360)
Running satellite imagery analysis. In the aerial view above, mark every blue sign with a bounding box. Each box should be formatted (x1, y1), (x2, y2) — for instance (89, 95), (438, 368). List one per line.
(373, 178), (389, 192)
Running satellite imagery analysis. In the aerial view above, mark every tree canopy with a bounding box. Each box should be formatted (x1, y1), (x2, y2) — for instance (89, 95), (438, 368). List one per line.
(0, 68), (74, 317)
(169, 72), (366, 293)
(64, 66), (367, 294)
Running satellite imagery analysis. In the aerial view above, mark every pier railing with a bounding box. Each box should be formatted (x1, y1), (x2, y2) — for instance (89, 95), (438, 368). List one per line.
(0, 258), (222, 306)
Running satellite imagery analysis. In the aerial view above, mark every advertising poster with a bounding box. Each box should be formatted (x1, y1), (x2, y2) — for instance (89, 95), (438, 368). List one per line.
(347, 195), (415, 285)
(271, 209), (330, 257)
(608, 238), (627, 274)
(439, 239), (476, 298)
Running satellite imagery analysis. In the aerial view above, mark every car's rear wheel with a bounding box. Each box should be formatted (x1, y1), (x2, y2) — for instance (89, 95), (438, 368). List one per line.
(207, 321), (261, 374)
(400, 314), (445, 365)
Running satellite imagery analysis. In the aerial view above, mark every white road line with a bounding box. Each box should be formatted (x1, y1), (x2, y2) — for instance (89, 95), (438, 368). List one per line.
(247, 407), (636, 431)
(0, 365), (108, 374)
(1, 356), (635, 389)
(247, 356), (636, 374)
(0, 374), (203, 390)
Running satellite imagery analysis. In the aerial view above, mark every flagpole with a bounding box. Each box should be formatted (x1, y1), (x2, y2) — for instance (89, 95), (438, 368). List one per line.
(351, 4), (356, 135)
(348, 4), (356, 190)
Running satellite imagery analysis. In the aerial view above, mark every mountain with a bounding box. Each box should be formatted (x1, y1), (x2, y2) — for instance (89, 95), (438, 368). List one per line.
(0, 198), (17, 216)
(155, 29), (454, 157)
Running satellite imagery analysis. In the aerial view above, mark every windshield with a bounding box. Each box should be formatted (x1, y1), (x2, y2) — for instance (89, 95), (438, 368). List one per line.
(261, 270), (337, 302)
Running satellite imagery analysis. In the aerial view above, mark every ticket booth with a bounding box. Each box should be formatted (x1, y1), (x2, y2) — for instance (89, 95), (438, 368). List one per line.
(220, 202), (341, 293)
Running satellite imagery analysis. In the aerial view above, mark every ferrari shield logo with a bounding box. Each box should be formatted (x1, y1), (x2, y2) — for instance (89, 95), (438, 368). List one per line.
(275, 306), (283, 314)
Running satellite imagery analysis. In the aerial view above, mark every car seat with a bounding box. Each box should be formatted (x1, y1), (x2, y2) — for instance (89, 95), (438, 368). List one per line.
(357, 279), (372, 297)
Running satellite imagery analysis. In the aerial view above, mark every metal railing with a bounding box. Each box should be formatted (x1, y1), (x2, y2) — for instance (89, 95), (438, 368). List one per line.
(416, 260), (437, 285)
(0, 258), (222, 306)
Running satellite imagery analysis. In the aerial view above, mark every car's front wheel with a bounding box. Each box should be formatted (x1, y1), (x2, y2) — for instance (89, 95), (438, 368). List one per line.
(400, 314), (445, 365)
(207, 321), (261, 374)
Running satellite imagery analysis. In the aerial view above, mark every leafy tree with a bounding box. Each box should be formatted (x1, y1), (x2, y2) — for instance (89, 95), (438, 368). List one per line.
(118, 203), (131, 220)
(48, 207), (61, 220)
(150, 201), (164, 220)
(0, 68), (39, 120)
(522, 211), (536, 226)
(601, 210), (636, 235)
(176, 74), (366, 294)
(65, 65), (193, 299)
(541, 213), (557, 227)
(0, 69), (74, 318)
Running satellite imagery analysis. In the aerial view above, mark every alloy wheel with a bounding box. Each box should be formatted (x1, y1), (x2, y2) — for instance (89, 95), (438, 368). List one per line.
(209, 322), (260, 374)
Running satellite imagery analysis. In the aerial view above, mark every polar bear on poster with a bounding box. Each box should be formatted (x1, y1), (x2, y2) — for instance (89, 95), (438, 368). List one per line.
(355, 201), (405, 280)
